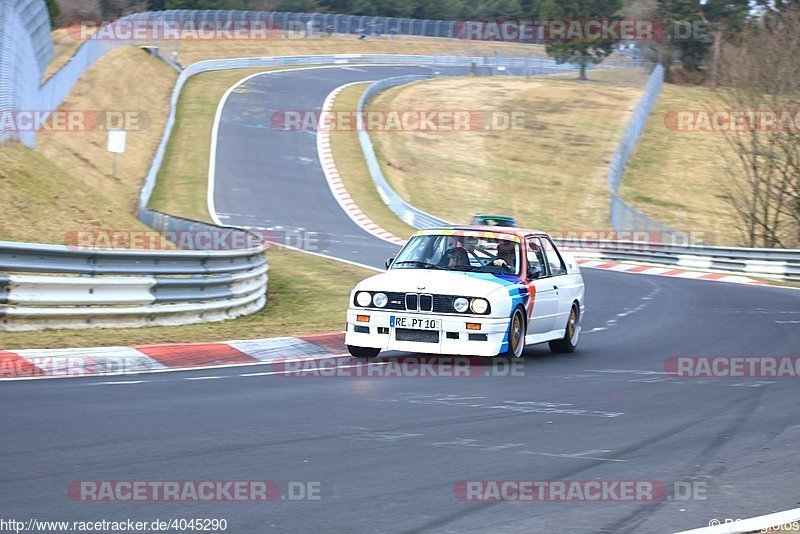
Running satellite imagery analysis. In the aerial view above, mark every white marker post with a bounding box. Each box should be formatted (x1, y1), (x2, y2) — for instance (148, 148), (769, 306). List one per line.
(107, 129), (126, 180)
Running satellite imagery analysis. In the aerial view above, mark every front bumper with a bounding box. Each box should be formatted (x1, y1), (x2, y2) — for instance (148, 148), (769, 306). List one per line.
(345, 309), (511, 357)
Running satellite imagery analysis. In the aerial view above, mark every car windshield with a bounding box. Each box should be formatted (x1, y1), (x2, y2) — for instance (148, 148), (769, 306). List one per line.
(476, 216), (516, 227)
(392, 233), (522, 276)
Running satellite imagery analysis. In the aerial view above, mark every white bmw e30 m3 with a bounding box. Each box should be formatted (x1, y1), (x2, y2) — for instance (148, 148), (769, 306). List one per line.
(345, 226), (585, 359)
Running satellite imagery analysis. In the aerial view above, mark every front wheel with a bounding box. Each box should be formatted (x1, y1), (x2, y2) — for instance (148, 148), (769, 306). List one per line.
(549, 304), (580, 353)
(501, 308), (526, 359)
(347, 345), (380, 358)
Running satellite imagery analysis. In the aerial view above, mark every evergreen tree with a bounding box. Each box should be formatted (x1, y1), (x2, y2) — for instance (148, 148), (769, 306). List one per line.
(540, 0), (623, 80)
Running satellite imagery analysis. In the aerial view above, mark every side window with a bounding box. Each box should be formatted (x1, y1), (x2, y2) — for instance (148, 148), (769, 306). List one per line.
(541, 237), (567, 276)
(525, 237), (546, 279)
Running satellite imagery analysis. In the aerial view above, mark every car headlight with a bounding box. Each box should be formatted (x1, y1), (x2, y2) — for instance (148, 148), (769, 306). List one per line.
(356, 291), (372, 307)
(453, 297), (469, 313)
(373, 292), (388, 308)
(470, 298), (489, 314)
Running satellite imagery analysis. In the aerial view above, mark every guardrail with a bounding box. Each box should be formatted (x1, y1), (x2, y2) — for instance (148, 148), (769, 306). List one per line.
(357, 74), (450, 230)
(556, 241), (800, 281)
(0, 236), (267, 331)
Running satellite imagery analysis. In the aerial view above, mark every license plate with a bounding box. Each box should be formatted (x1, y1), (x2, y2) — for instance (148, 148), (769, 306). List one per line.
(391, 316), (441, 330)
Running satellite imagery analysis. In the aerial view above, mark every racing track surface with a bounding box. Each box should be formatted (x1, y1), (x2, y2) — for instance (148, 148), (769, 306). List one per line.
(211, 64), (471, 267)
(3, 65), (799, 533)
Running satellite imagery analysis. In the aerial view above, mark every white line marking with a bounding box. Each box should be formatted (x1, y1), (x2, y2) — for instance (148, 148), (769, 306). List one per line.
(185, 376), (224, 381)
(88, 381), (147, 385)
(240, 361), (388, 377)
(676, 506), (800, 534)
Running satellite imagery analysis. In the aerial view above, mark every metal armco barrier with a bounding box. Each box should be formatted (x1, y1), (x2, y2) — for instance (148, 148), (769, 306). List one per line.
(0, 239), (267, 331)
(557, 241), (800, 282)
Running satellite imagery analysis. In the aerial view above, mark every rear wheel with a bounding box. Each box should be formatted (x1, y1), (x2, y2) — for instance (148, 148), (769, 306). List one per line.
(347, 345), (380, 358)
(501, 308), (526, 359)
(549, 304), (580, 353)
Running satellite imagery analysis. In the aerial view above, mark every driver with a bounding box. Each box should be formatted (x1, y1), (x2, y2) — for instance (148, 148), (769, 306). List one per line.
(493, 240), (517, 271)
(444, 247), (470, 269)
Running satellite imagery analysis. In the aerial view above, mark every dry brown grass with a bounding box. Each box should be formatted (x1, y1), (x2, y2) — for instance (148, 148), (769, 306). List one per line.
(366, 69), (650, 230)
(0, 142), (156, 244)
(160, 34), (543, 65)
(35, 46), (176, 231)
(619, 84), (739, 245)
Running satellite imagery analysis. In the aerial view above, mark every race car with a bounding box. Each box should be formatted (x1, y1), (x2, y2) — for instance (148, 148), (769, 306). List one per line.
(345, 226), (585, 359)
(471, 214), (517, 227)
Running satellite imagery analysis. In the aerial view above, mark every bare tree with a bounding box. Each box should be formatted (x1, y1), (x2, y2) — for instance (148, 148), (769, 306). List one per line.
(714, 8), (800, 247)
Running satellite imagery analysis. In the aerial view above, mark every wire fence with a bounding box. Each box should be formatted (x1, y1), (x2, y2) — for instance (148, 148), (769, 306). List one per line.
(605, 65), (688, 239)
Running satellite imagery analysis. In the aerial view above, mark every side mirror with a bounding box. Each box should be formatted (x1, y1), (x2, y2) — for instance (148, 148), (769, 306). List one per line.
(385, 257), (394, 270)
(527, 265), (541, 280)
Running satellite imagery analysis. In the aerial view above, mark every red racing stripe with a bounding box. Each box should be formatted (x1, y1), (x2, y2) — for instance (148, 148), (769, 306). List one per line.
(698, 273), (728, 280)
(135, 343), (259, 368)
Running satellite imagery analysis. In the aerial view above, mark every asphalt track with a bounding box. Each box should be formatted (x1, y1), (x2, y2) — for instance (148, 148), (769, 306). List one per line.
(211, 64), (471, 268)
(3, 65), (799, 533)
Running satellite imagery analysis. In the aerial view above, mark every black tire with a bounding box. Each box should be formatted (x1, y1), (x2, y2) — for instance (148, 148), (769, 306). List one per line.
(549, 303), (580, 354)
(347, 345), (381, 358)
(501, 308), (526, 359)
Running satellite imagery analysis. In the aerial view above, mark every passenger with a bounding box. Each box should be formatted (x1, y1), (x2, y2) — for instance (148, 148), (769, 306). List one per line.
(493, 241), (517, 271)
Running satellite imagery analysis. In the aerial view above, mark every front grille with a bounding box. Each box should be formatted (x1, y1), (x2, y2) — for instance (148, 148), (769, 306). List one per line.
(359, 292), (489, 315)
(419, 294), (433, 311)
(395, 329), (439, 343)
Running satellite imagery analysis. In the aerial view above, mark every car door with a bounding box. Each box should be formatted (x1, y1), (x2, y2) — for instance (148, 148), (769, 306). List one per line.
(539, 236), (572, 331)
(524, 236), (559, 336)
